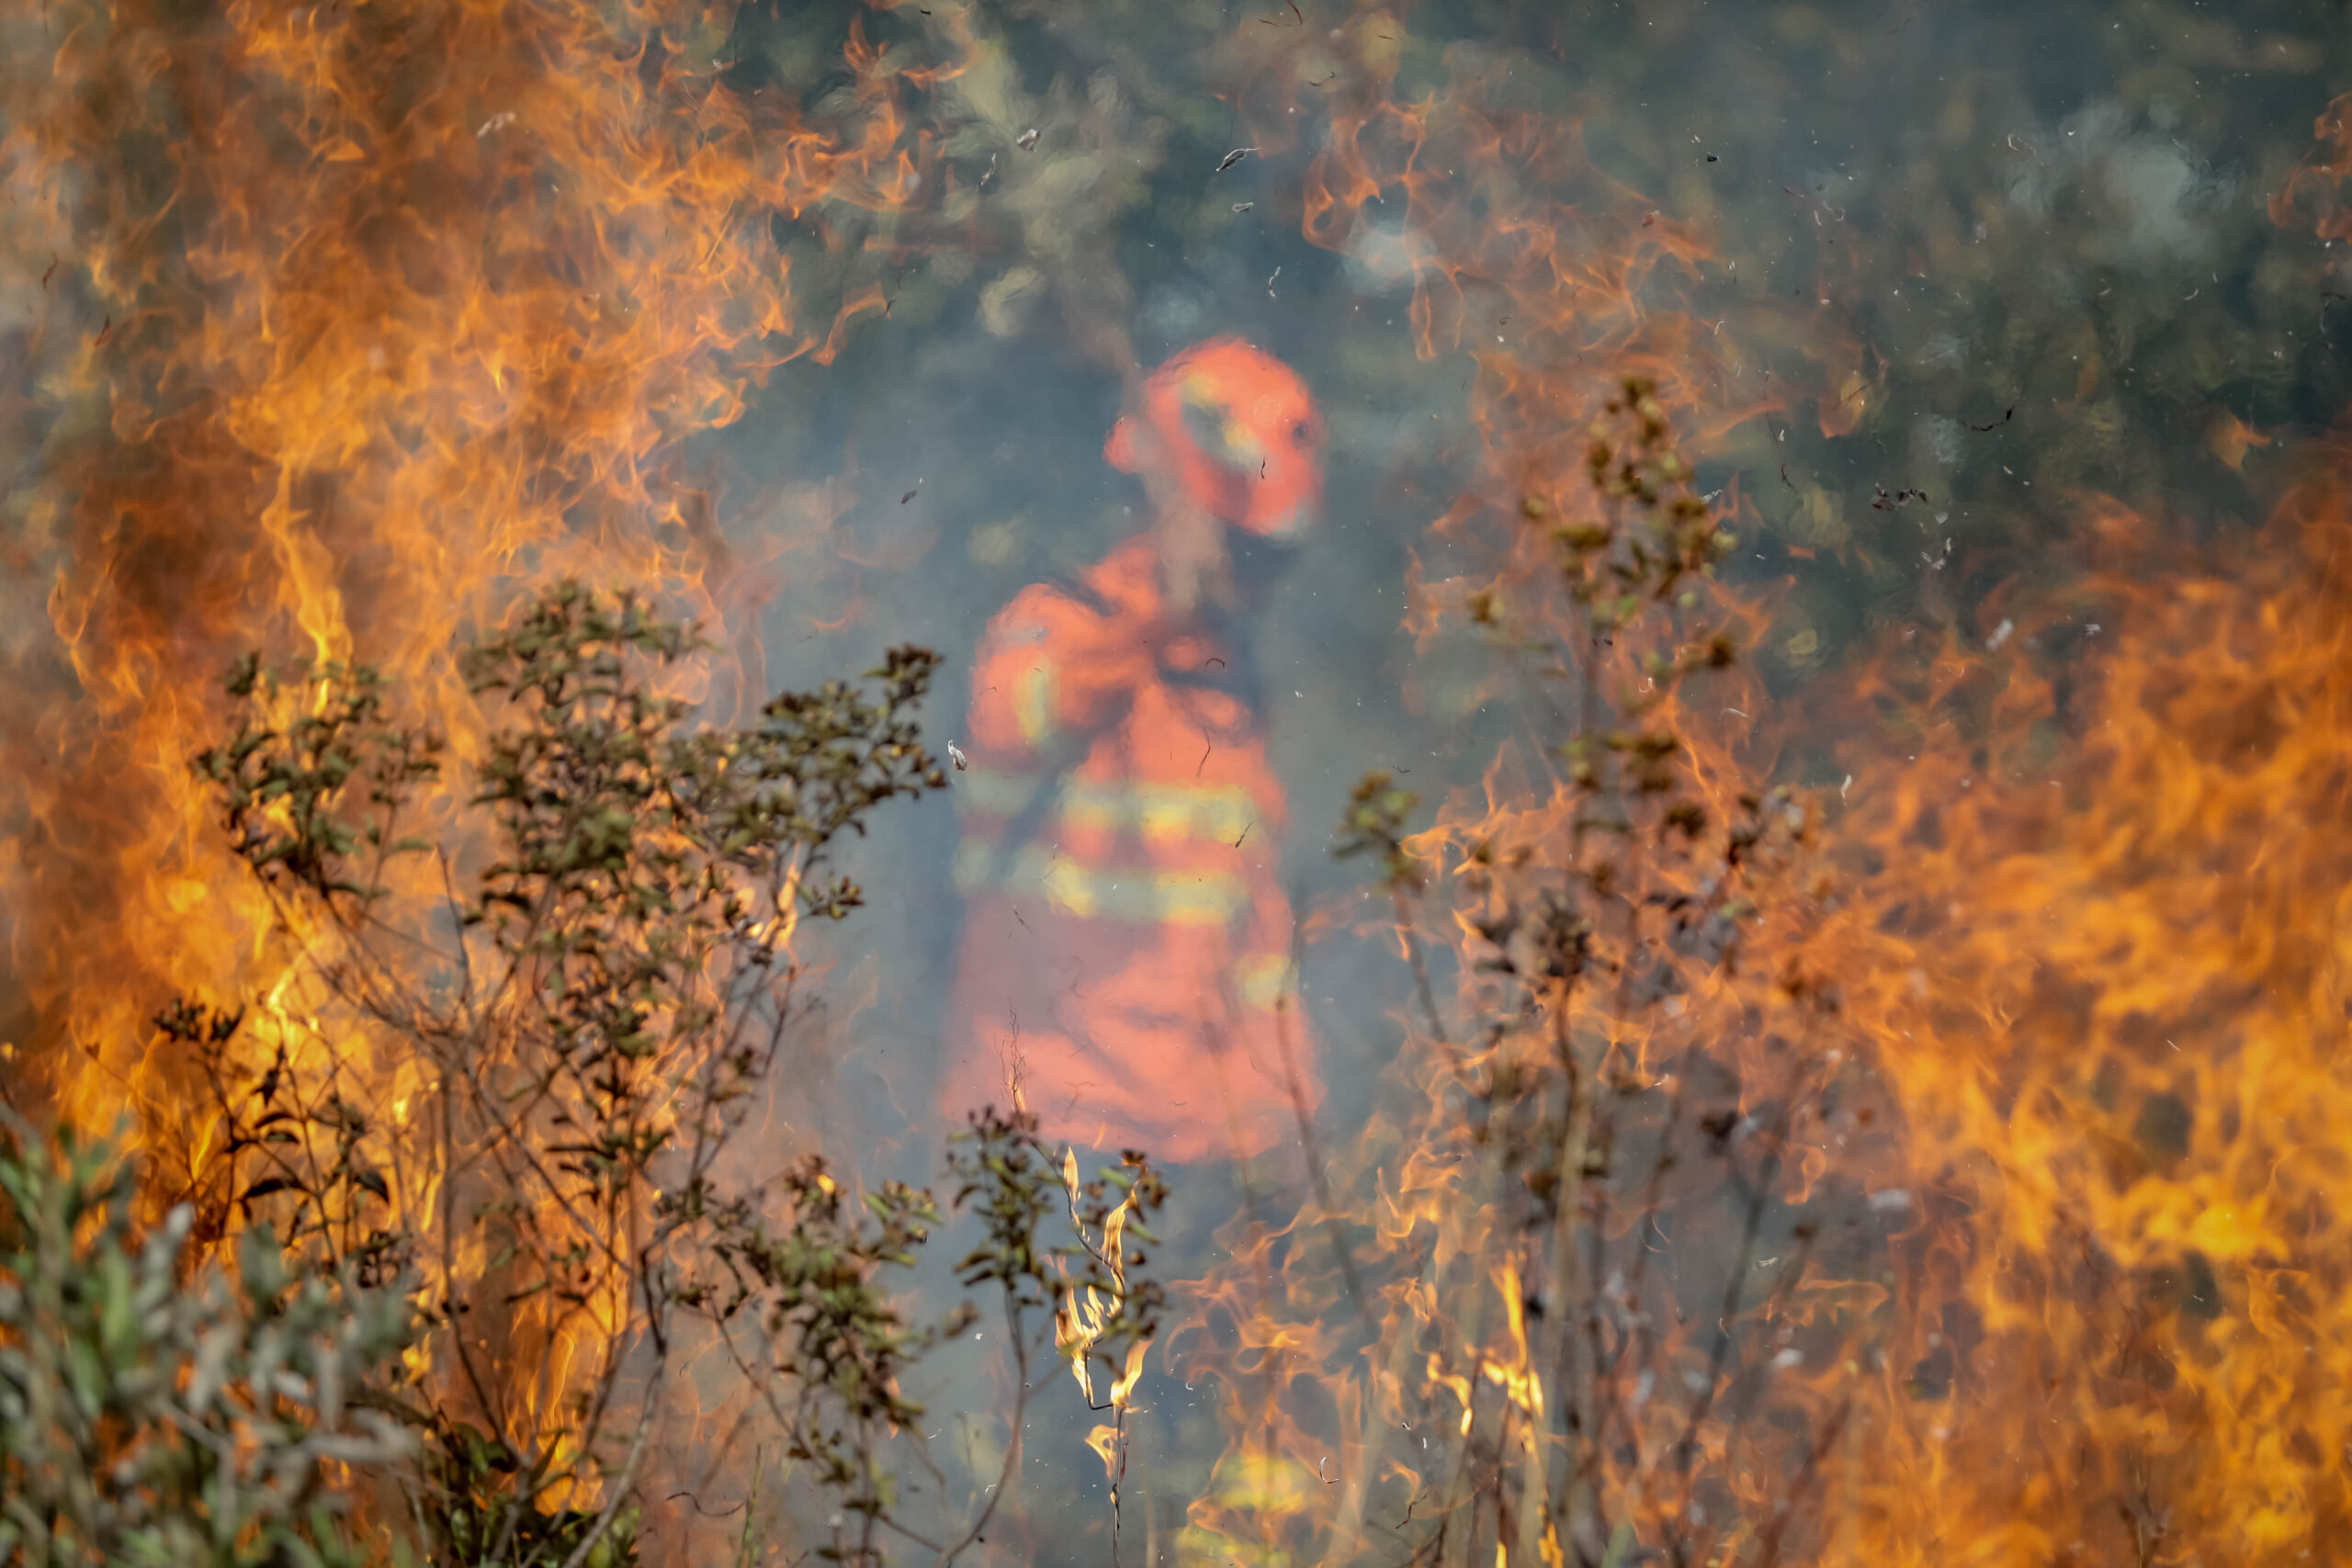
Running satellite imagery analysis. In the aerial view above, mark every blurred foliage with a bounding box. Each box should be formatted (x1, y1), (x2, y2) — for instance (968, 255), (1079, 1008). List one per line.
(0, 1116), (413, 1568)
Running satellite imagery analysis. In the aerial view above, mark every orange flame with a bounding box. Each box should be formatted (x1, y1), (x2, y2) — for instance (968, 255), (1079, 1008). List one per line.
(1171, 17), (1853, 1567)
(3, 0), (946, 1158)
(1057, 1144), (1152, 1429)
(1788, 470), (2352, 1560)
(0, 0), (955, 1548)
(1178, 29), (2352, 1568)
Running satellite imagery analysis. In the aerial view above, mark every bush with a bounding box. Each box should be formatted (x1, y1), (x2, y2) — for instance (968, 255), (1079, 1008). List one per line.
(0, 1115), (413, 1568)
(99, 581), (1174, 1568)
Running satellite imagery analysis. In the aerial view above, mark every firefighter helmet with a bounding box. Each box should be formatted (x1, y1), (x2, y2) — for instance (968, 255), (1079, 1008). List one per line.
(1104, 337), (1324, 536)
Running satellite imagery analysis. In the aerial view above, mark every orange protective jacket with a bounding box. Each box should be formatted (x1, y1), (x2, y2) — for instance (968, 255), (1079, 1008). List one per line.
(943, 535), (1317, 1163)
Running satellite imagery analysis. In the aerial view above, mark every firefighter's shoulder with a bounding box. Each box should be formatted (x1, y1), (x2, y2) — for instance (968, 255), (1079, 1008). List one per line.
(978, 538), (1158, 655)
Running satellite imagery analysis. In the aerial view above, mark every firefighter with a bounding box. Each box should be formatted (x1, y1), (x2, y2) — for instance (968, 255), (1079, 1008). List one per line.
(944, 337), (1325, 1164)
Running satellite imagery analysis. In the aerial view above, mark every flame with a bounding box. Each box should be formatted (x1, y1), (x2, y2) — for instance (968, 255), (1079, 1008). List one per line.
(1788, 473), (2352, 1561)
(1056, 1143), (1152, 1427)
(1752, 111), (2352, 1560)
(1177, 36), (2352, 1568)
(10, 5), (2347, 1562)
(0, 0), (956, 1548)
(1168, 17), (1846, 1567)
(3, 0), (944, 1150)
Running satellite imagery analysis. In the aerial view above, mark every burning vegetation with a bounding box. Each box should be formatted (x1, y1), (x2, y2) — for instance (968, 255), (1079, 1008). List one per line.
(4, 1), (2352, 1566)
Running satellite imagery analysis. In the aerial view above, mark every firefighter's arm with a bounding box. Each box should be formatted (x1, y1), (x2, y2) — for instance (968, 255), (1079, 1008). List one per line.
(967, 582), (1138, 761)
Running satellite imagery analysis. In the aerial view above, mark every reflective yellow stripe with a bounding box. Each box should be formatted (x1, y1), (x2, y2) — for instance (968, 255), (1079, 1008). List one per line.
(955, 770), (1258, 846)
(1015, 662), (1057, 746)
(953, 842), (1247, 928)
(1064, 780), (1253, 842)
(1235, 953), (1295, 1010)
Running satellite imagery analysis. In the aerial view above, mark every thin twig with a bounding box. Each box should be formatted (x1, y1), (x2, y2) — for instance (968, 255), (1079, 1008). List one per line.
(1275, 891), (1370, 1325)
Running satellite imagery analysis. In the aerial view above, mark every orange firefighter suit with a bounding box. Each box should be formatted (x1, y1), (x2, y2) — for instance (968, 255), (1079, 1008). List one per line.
(944, 338), (1325, 1164)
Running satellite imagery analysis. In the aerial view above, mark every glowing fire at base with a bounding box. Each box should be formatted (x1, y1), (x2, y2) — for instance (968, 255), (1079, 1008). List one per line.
(1796, 478), (2352, 1562)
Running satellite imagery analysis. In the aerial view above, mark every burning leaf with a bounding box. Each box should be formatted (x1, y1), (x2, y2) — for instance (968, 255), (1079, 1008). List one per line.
(2206, 410), (2271, 470)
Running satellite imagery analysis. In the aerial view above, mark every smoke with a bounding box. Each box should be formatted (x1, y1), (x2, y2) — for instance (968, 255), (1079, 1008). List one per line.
(2005, 98), (2240, 273)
